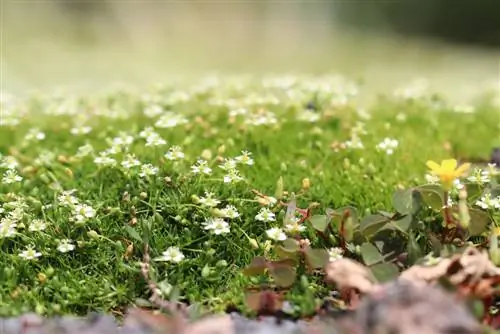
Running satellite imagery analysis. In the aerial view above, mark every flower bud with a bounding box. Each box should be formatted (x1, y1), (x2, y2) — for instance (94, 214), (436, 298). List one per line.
(301, 178), (311, 191)
(248, 238), (259, 249)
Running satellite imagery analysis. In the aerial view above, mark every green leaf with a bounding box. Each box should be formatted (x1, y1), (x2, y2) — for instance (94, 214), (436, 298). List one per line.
(304, 248), (329, 269)
(360, 214), (390, 237)
(276, 246), (300, 260)
(329, 207), (359, 229)
(407, 231), (422, 264)
(124, 226), (142, 244)
(415, 184), (444, 211)
(386, 214), (412, 233)
(370, 262), (399, 283)
(462, 182), (483, 199)
(282, 238), (300, 252)
(392, 189), (418, 215)
(467, 208), (492, 236)
(360, 242), (384, 266)
(243, 257), (268, 276)
(309, 215), (328, 232)
(269, 265), (296, 287)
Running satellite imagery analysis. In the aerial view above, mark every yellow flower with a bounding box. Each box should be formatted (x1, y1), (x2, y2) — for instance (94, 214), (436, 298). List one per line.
(426, 159), (470, 190)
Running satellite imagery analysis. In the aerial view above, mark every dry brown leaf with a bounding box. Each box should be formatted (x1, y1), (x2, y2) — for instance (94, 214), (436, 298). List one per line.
(325, 258), (376, 294)
(399, 258), (452, 286)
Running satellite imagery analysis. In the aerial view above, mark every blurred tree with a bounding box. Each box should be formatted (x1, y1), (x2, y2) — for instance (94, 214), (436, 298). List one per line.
(332, 0), (500, 48)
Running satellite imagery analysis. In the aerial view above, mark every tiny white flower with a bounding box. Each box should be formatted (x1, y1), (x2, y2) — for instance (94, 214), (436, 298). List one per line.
(111, 132), (134, 147)
(376, 138), (399, 155)
(19, 247), (42, 260)
(284, 221), (307, 234)
(70, 125), (92, 135)
(94, 152), (117, 167)
(139, 127), (157, 138)
(328, 247), (344, 262)
(198, 192), (221, 207)
(223, 169), (244, 184)
(24, 128), (45, 141)
(144, 105), (164, 118)
(139, 163), (159, 178)
(75, 143), (94, 157)
(58, 189), (79, 207)
(29, 219), (47, 232)
(191, 160), (212, 175)
(0, 156), (19, 169)
(2, 169), (23, 184)
(155, 112), (188, 128)
(0, 223), (16, 238)
(155, 246), (185, 263)
(73, 204), (96, 223)
(266, 227), (287, 241)
(164, 146), (185, 161)
(145, 133), (167, 147)
(255, 208), (276, 222)
(121, 154), (142, 169)
(235, 150), (254, 166)
(202, 218), (230, 235)
(219, 158), (238, 171)
(57, 239), (76, 253)
(220, 205), (240, 219)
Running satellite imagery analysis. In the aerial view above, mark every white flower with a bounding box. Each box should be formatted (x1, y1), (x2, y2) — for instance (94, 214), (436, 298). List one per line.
(223, 169), (244, 184)
(255, 208), (276, 222)
(284, 221), (306, 234)
(145, 133), (167, 147)
(164, 146), (185, 161)
(202, 218), (230, 235)
(76, 143), (94, 157)
(467, 168), (491, 184)
(219, 158), (238, 171)
(29, 219), (47, 232)
(139, 127), (157, 138)
(198, 192), (221, 207)
(328, 247), (344, 262)
(73, 204), (96, 223)
(24, 128), (45, 141)
(344, 136), (364, 149)
(296, 110), (320, 123)
(425, 173), (440, 184)
(94, 152), (117, 167)
(144, 105), (164, 118)
(19, 247), (42, 260)
(0, 222), (16, 238)
(235, 150), (254, 166)
(0, 156), (19, 169)
(476, 194), (500, 210)
(220, 205), (240, 219)
(155, 112), (188, 128)
(111, 132), (134, 147)
(155, 246), (185, 263)
(58, 189), (79, 207)
(8, 208), (24, 222)
(376, 138), (399, 155)
(57, 239), (75, 253)
(266, 227), (287, 241)
(70, 125), (92, 135)
(191, 160), (212, 175)
(2, 169), (22, 184)
(139, 163), (159, 178)
(121, 154), (142, 169)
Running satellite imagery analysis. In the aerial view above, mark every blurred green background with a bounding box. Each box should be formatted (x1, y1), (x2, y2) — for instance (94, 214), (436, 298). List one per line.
(2, 0), (499, 100)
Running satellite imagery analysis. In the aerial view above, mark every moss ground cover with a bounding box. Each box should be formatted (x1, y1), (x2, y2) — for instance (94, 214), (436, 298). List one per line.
(0, 75), (499, 318)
